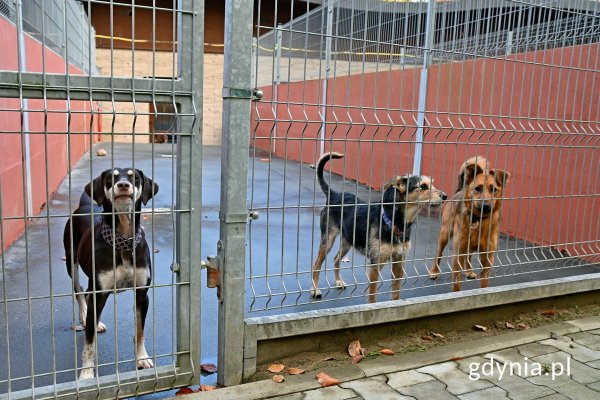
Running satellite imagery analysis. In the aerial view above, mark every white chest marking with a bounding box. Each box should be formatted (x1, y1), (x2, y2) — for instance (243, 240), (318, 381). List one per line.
(97, 260), (149, 290)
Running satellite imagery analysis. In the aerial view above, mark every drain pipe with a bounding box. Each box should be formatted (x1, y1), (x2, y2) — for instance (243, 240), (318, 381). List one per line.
(319, 1), (333, 156)
(412, 0), (436, 175)
(16, 0), (33, 218)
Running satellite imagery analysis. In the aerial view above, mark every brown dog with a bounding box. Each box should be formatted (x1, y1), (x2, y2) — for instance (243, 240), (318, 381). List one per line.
(429, 156), (510, 291)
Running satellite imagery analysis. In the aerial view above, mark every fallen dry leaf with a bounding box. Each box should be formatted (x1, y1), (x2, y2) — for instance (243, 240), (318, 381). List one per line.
(96, 148), (107, 157)
(431, 332), (445, 339)
(322, 356), (335, 361)
(517, 323), (530, 330)
(175, 387), (194, 396)
(153, 248), (160, 253)
(421, 335), (434, 341)
(316, 372), (340, 387)
(341, 256), (351, 262)
(541, 309), (556, 316)
(199, 385), (216, 391)
(201, 363), (217, 374)
(288, 368), (306, 375)
(505, 322), (515, 329)
(379, 348), (395, 355)
(71, 325), (84, 332)
(260, 158), (270, 162)
(61, 256), (67, 261)
(473, 325), (488, 332)
(267, 363), (285, 373)
(450, 356), (464, 362)
(272, 375), (285, 383)
(348, 340), (365, 357)
(143, 215), (149, 220)
(351, 355), (363, 364)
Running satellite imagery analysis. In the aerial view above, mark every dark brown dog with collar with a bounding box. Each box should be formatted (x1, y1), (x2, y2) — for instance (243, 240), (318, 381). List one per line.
(63, 168), (158, 380)
(429, 157), (510, 291)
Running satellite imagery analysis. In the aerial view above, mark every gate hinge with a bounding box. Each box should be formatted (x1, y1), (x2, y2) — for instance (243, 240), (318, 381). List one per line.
(200, 240), (224, 302)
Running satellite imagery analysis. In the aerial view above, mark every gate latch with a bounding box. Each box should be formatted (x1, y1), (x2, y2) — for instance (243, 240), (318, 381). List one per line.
(200, 241), (224, 302)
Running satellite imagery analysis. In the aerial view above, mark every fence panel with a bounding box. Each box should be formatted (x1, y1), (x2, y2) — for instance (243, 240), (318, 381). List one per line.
(246, 0), (599, 317)
(0, 0), (202, 398)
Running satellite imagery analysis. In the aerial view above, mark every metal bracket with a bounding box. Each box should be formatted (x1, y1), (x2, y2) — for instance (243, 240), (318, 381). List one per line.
(170, 262), (180, 273)
(200, 240), (225, 302)
(221, 87), (263, 101)
(219, 210), (260, 223)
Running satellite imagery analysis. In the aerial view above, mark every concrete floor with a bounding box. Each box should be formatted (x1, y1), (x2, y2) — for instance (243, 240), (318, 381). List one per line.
(0, 143), (597, 396)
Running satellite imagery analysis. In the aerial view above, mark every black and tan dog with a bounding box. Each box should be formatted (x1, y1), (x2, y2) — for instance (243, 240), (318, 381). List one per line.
(311, 152), (447, 303)
(429, 156), (510, 291)
(63, 168), (158, 380)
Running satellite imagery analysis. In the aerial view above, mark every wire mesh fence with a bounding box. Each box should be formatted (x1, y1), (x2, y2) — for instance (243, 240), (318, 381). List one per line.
(0, 0), (202, 398)
(248, 0), (600, 315)
(255, 0), (600, 85)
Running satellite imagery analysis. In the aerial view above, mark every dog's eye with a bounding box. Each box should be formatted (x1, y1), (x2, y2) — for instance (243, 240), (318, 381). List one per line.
(489, 186), (496, 193)
(420, 184), (429, 190)
(474, 185), (483, 193)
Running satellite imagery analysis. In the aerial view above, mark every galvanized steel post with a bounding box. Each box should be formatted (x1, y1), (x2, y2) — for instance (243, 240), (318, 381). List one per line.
(175, 0), (203, 386)
(219, 0), (254, 387)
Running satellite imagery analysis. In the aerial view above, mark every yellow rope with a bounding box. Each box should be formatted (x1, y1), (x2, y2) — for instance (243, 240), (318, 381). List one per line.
(94, 35), (413, 57)
(94, 34), (224, 47)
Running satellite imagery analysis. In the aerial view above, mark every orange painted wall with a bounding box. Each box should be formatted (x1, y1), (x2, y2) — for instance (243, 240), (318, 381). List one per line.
(0, 16), (96, 252)
(252, 43), (600, 257)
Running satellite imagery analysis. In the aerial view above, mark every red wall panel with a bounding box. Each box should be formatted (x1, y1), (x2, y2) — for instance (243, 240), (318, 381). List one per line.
(252, 43), (600, 256)
(0, 16), (97, 252)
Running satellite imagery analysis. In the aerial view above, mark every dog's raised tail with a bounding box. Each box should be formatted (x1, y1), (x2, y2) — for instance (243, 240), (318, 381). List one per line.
(316, 152), (344, 194)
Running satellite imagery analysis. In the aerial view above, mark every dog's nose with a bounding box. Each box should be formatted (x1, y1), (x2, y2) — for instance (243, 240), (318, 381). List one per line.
(481, 203), (492, 214)
(441, 192), (448, 201)
(117, 182), (131, 190)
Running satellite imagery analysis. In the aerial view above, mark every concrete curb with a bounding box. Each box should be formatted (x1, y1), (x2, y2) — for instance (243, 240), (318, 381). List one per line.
(172, 316), (600, 399)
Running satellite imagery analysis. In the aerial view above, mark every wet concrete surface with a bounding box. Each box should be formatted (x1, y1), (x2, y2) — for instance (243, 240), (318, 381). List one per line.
(0, 143), (597, 396)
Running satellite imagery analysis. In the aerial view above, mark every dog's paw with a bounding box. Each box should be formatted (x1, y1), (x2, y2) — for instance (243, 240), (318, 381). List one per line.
(311, 288), (322, 298)
(429, 271), (440, 280)
(335, 279), (346, 289)
(137, 357), (154, 370)
(79, 368), (95, 380)
(466, 272), (477, 280)
(97, 322), (107, 333)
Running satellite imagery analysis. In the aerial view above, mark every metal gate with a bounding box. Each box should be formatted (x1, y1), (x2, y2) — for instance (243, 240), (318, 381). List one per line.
(0, 0), (202, 398)
(2, 0), (599, 394)
(217, 0), (600, 385)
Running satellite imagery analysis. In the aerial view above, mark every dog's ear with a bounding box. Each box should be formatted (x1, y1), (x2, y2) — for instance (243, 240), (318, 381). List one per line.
(383, 175), (408, 194)
(84, 170), (109, 205)
(491, 169), (510, 189)
(457, 159), (486, 191)
(137, 169), (159, 205)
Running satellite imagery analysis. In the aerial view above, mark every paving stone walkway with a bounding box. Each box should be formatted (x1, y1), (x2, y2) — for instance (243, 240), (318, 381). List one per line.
(174, 317), (600, 400)
(272, 328), (600, 400)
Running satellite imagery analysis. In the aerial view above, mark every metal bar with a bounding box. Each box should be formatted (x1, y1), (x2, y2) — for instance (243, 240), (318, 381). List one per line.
(0, 72), (188, 102)
(272, 23), (282, 154)
(218, 0), (254, 387)
(174, 0), (203, 386)
(7, 366), (193, 400)
(246, 273), (600, 341)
